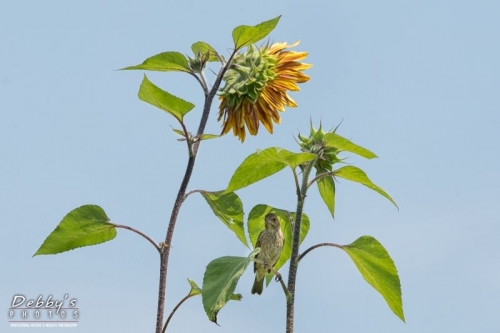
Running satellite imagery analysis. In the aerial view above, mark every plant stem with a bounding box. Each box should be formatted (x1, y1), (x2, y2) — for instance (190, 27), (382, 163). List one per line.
(298, 242), (343, 262)
(111, 223), (161, 253)
(286, 160), (316, 333)
(161, 294), (195, 333)
(155, 52), (235, 333)
(307, 170), (337, 188)
(156, 154), (196, 333)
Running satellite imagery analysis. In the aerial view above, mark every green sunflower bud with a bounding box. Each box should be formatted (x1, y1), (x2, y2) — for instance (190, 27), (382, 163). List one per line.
(188, 52), (210, 73)
(297, 121), (341, 171)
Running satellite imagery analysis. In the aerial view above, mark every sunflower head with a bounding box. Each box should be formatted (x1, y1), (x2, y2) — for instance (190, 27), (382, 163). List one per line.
(298, 121), (341, 172)
(218, 41), (311, 142)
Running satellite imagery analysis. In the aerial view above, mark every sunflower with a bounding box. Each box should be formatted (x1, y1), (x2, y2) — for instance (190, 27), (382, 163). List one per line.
(218, 41), (311, 142)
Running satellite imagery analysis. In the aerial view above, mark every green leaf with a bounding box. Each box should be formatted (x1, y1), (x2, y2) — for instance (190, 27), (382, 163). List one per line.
(200, 191), (248, 248)
(342, 236), (405, 322)
(121, 51), (190, 72)
(34, 205), (115, 256)
(226, 147), (315, 193)
(202, 249), (258, 323)
(138, 75), (195, 121)
(248, 205), (278, 247)
(172, 128), (186, 137)
(198, 134), (220, 141)
(172, 128), (184, 136)
(188, 278), (203, 296)
(246, 205), (310, 285)
(325, 133), (378, 159)
(191, 42), (219, 62)
(335, 166), (398, 209)
(189, 278), (242, 301)
(232, 16), (281, 49)
(317, 173), (336, 218)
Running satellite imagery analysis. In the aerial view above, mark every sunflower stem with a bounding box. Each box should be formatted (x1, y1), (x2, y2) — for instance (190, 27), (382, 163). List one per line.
(286, 158), (317, 333)
(155, 51), (237, 333)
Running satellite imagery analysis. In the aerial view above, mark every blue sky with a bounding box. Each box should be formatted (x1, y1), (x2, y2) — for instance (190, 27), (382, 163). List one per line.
(1, 1), (499, 332)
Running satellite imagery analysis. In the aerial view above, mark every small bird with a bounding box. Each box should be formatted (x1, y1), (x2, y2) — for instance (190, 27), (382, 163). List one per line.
(251, 213), (284, 295)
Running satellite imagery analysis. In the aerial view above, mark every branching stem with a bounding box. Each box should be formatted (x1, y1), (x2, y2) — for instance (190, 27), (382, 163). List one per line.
(161, 293), (196, 333)
(307, 170), (337, 188)
(111, 223), (160, 253)
(183, 189), (203, 201)
(155, 51), (236, 333)
(286, 158), (317, 333)
(299, 242), (343, 262)
(188, 71), (208, 95)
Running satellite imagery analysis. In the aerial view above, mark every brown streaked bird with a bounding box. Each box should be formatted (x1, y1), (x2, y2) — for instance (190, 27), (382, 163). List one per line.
(251, 213), (285, 295)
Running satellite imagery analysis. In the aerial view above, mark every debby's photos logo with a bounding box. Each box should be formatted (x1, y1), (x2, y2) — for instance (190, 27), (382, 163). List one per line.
(8, 294), (79, 328)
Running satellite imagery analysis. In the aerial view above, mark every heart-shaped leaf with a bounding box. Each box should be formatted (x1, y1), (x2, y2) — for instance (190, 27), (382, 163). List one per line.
(34, 205), (115, 256)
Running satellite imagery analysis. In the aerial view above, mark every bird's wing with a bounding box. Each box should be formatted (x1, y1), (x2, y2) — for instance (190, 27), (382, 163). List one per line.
(254, 230), (264, 273)
(273, 236), (284, 267)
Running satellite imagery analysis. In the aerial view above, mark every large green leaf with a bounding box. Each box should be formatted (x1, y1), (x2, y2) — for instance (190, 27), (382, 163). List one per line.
(324, 133), (377, 159)
(200, 191), (248, 248)
(138, 75), (195, 121)
(121, 51), (190, 72)
(191, 42), (219, 62)
(247, 204), (310, 285)
(34, 205), (116, 256)
(335, 166), (398, 209)
(317, 173), (336, 218)
(226, 147), (315, 193)
(202, 249), (258, 324)
(342, 236), (405, 322)
(188, 278), (242, 300)
(232, 16), (281, 49)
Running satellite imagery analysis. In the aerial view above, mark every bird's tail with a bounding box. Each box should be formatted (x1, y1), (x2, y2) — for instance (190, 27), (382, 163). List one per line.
(251, 276), (264, 295)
